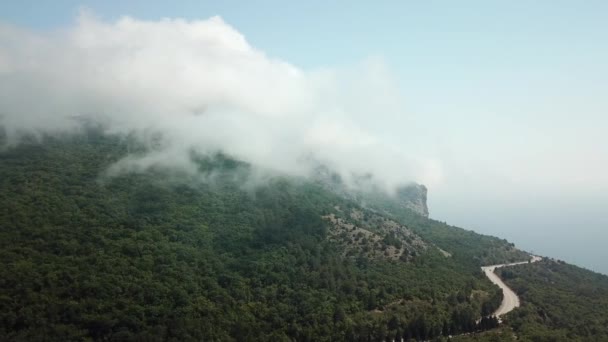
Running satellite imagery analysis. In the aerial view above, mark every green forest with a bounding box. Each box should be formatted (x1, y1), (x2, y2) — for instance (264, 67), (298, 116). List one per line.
(1, 131), (607, 341)
(501, 260), (608, 341)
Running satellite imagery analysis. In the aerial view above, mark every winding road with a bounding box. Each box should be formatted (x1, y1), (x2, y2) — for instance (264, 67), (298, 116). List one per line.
(481, 255), (542, 318)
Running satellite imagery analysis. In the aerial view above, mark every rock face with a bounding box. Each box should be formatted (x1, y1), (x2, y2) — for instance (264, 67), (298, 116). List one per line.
(322, 209), (428, 262)
(311, 165), (429, 217)
(396, 184), (429, 217)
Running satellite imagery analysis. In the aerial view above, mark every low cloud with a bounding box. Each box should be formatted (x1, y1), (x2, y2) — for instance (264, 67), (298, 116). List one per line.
(0, 11), (442, 190)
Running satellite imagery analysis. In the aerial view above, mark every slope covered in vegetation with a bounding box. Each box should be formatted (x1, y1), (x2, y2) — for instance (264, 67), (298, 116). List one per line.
(501, 260), (608, 341)
(0, 131), (560, 341)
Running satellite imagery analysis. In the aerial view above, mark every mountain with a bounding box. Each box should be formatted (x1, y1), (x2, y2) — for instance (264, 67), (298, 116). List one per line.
(1, 131), (607, 341)
(396, 184), (429, 218)
(310, 166), (428, 218)
(335, 182), (429, 218)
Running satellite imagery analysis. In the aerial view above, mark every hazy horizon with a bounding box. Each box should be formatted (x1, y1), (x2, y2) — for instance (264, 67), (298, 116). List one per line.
(431, 194), (608, 275)
(1, 1), (606, 274)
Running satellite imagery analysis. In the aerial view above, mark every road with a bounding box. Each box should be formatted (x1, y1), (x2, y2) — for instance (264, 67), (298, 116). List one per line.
(481, 255), (542, 318)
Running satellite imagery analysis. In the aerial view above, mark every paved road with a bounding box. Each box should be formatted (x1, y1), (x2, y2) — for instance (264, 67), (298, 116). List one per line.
(481, 256), (542, 318)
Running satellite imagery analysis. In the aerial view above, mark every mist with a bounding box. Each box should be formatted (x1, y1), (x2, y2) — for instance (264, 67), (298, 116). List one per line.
(0, 12), (440, 192)
(1, 11), (607, 275)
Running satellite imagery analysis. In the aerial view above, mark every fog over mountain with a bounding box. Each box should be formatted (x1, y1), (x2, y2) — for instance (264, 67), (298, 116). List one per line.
(0, 12), (440, 192)
(1, 9), (607, 275)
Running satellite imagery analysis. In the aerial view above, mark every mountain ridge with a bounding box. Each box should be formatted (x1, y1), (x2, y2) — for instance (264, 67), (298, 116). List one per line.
(1, 131), (607, 341)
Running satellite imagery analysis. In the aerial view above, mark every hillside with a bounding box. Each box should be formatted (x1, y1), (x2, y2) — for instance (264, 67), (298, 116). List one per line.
(1, 131), (607, 341)
(501, 259), (608, 341)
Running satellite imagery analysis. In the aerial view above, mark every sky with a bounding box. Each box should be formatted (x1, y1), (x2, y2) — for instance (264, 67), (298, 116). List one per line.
(1, 1), (607, 274)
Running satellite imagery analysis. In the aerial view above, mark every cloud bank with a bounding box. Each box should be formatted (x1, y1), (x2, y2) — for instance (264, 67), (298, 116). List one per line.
(0, 12), (442, 190)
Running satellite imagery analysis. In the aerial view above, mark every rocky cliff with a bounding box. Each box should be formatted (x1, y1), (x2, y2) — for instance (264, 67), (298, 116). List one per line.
(396, 183), (429, 217)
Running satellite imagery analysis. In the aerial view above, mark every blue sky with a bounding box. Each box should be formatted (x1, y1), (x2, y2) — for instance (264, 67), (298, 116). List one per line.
(2, 1), (607, 273)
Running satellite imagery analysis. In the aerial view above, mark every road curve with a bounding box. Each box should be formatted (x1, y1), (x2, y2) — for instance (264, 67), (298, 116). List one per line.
(481, 256), (542, 318)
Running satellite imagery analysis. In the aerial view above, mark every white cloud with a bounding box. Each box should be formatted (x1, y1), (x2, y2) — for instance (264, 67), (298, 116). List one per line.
(0, 12), (443, 190)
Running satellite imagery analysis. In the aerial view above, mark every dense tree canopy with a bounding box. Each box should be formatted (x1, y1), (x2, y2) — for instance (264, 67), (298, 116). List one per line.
(501, 260), (608, 341)
(1, 131), (605, 341)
